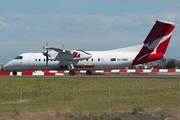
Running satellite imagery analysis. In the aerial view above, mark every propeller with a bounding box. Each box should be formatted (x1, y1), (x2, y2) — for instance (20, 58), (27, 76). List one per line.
(43, 42), (49, 68)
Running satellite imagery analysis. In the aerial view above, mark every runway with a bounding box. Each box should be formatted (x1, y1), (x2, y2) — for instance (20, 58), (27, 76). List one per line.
(43, 74), (180, 79)
(2, 74), (180, 79)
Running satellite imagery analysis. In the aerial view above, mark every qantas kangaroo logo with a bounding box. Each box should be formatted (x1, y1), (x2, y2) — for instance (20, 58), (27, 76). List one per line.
(144, 43), (154, 51)
(138, 31), (173, 61)
(74, 53), (80, 58)
(143, 31), (173, 52)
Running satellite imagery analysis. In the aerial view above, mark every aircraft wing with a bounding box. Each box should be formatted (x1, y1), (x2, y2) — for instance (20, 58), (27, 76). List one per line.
(43, 47), (92, 60)
(43, 47), (77, 54)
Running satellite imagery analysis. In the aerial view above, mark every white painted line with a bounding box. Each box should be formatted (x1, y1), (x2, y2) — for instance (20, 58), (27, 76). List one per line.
(55, 73), (64, 75)
(33, 71), (44, 75)
(111, 70), (119, 73)
(143, 69), (152, 73)
(49, 70), (57, 73)
(95, 70), (104, 73)
(159, 69), (168, 72)
(80, 70), (86, 73)
(127, 69), (135, 73)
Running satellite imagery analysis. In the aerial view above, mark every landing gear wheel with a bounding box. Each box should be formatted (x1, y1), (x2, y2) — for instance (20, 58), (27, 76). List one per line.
(12, 70), (17, 76)
(69, 70), (75, 75)
(86, 70), (92, 75)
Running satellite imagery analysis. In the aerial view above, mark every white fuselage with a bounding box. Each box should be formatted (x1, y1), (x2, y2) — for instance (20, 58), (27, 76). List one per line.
(4, 45), (143, 71)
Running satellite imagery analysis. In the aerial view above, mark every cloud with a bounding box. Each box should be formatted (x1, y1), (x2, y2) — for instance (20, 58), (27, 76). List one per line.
(0, 21), (7, 27)
(1, 11), (180, 63)
(0, 12), (179, 42)
(166, 14), (178, 20)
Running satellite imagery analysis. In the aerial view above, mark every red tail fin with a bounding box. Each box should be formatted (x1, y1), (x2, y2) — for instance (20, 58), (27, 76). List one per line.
(132, 20), (175, 66)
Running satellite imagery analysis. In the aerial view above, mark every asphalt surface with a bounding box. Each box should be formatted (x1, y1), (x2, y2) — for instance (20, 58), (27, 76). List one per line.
(2, 73), (180, 79)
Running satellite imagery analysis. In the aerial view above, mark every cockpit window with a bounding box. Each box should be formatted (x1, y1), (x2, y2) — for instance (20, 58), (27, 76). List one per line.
(15, 56), (23, 59)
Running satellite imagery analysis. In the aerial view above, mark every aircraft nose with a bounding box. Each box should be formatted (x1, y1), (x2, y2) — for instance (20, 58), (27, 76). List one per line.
(3, 62), (12, 70)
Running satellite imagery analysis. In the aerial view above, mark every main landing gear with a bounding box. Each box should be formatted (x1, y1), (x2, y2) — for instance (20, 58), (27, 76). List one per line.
(69, 69), (76, 75)
(86, 70), (92, 75)
(12, 70), (17, 76)
(69, 70), (92, 75)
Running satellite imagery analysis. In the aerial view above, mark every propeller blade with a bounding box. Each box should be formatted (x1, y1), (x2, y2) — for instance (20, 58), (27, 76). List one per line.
(46, 54), (48, 68)
(43, 42), (49, 68)
(46, 42), (48, 47)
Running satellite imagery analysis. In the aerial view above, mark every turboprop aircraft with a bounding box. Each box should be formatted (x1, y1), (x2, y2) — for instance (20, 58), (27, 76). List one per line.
(3, 20), (176, 75)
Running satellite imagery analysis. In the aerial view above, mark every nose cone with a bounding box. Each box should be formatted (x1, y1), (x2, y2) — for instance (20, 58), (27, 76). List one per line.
(3, 61), (13, 70)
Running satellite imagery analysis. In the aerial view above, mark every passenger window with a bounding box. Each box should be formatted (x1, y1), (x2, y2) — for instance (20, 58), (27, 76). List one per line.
(98, 58), (100, 61)
(35, 59), (37, 61)
(39, 59), (41, 61)
(91, 59), (93, 61)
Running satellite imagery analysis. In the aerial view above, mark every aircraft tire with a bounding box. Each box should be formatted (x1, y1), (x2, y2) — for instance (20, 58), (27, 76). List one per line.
(12, 70), (17, 76)
(69, 70), (75, 75)
(86, 70), (92, 75)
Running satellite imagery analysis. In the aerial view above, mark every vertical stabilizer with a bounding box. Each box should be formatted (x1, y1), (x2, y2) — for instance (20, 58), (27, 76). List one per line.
(132, 20), (175, 66)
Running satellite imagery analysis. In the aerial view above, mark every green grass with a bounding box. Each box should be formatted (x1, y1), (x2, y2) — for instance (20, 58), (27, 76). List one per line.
(0, 77), (180, 114)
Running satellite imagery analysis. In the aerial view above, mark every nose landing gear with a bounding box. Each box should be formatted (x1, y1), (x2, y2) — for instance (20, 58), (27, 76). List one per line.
(12, 70), (17, 76)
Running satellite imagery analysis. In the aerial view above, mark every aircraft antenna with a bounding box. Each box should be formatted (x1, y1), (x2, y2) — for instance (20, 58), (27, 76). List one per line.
(46, 42), (48, 48)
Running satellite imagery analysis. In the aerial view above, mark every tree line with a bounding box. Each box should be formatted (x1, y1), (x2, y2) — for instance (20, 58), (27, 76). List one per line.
(154, 59), (180, 69)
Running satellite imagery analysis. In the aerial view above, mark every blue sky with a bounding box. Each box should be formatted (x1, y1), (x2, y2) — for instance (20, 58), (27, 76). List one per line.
(0, 0), (180, 64)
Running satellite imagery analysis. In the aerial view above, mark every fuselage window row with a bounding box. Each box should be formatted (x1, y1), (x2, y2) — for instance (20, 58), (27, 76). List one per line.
(35, 59), (61, 62)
